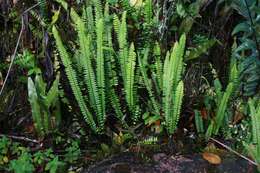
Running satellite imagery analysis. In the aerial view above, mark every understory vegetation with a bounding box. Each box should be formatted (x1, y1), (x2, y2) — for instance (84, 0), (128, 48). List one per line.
(0, 0), (259, 172)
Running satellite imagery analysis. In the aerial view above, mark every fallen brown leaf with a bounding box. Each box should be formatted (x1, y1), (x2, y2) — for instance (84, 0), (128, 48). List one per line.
(202, 152), (222, 165)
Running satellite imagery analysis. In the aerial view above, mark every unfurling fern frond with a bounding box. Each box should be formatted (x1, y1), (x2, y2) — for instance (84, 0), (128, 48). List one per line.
(52, 26), (97, 132)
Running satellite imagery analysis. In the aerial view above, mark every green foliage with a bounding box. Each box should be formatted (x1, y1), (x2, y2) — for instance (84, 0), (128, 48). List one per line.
(163, 35), (186, 134)
(0, 136), (11, 165)
(231, 0), (260, 96)
(64, 141), (81, 164)
(53, 0), (140, 132)
(185, 35), (217, 61)
(28, 73), (61, 137)
(15, 50), (41, 76)
(194, 110), (204, 134)
(9, 152), (35, 173)
(114, 10), (138, 116)
(205, 61), (239, 139)
(138, 35), (186, 135)
(244, 97), (260, 170)
(45, 156), (64, 173)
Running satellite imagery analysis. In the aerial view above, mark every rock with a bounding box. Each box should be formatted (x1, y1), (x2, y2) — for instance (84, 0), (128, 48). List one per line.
(84, 152), (256, 173)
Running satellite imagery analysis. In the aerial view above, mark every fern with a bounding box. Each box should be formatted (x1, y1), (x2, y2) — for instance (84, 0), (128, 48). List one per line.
(96, 18), (106, 128)
(144, 0), (153, 24)
(126, 43), (136, 111)
(153, 42), (163, 92)
(168, 81), (184, 134)
(113, 12), (128, 84)
(104, 20), (124, 120)
(70, 8), (105, 131)
(138, 48), (160, 114)
(52, 26), (97, 132)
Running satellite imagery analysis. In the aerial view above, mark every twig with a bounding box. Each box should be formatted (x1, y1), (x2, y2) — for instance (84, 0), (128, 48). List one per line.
(0, 134), (39, 144)
(210, 137), (258, 166)
(0, 3), (40, 97)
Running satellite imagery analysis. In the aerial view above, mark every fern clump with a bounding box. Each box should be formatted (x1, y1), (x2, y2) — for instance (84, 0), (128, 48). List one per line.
(139, 35), (186, 135)
(53, 0), (186, 135)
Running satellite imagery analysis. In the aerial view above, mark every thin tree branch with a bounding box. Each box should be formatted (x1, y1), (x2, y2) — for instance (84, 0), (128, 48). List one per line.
(210, 137), (258, 166)
(0, 134), (39, 144)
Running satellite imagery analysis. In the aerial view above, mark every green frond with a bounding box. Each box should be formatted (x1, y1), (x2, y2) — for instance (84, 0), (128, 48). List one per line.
(92, 0), (103, 20)
(171, 34), (186, 90)
(69, 7), (105, 131)
(195, 110), (204, 134)
(206, 82), (234, 138)
(163, 34), (186, 135)
(249, 98), (260, 146)
(85, 6), (95, 36)
(229, 60), (239, 90)
(138, 48), (160, 114)
(96, 18), (106, 128)
(144, 0), (153, 23)
(28, 77), (44, 137)
(154, 42), (163, 92)
(104, 25), (124, 120)
(104, 24), (124, 120)
(170, 81), (184, 134)
(114, 12), (128, 84)
(52, 26), (97, 132)
(126, 43), (136, 110)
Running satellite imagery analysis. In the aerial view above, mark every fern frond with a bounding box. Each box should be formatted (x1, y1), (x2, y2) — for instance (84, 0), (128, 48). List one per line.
(171, 34), (186, 90)
(114, 12), (128, 84)
(69, 8), (104, 131)
(85, 6), (95, 36)
(126, 43), (136, 110)
(92, 0), (103, 20)
(154, 42), (163, 92)
(138, 48), (160, 114)
(249, 98), (260, 147)
(104, 24), (124, 120)
(144, 0), (153, 23)
(163, 35), (186, 135)
(96, 18), (106, 128)
(52, 26), (97, 132)
(169, 81), (184, 134)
